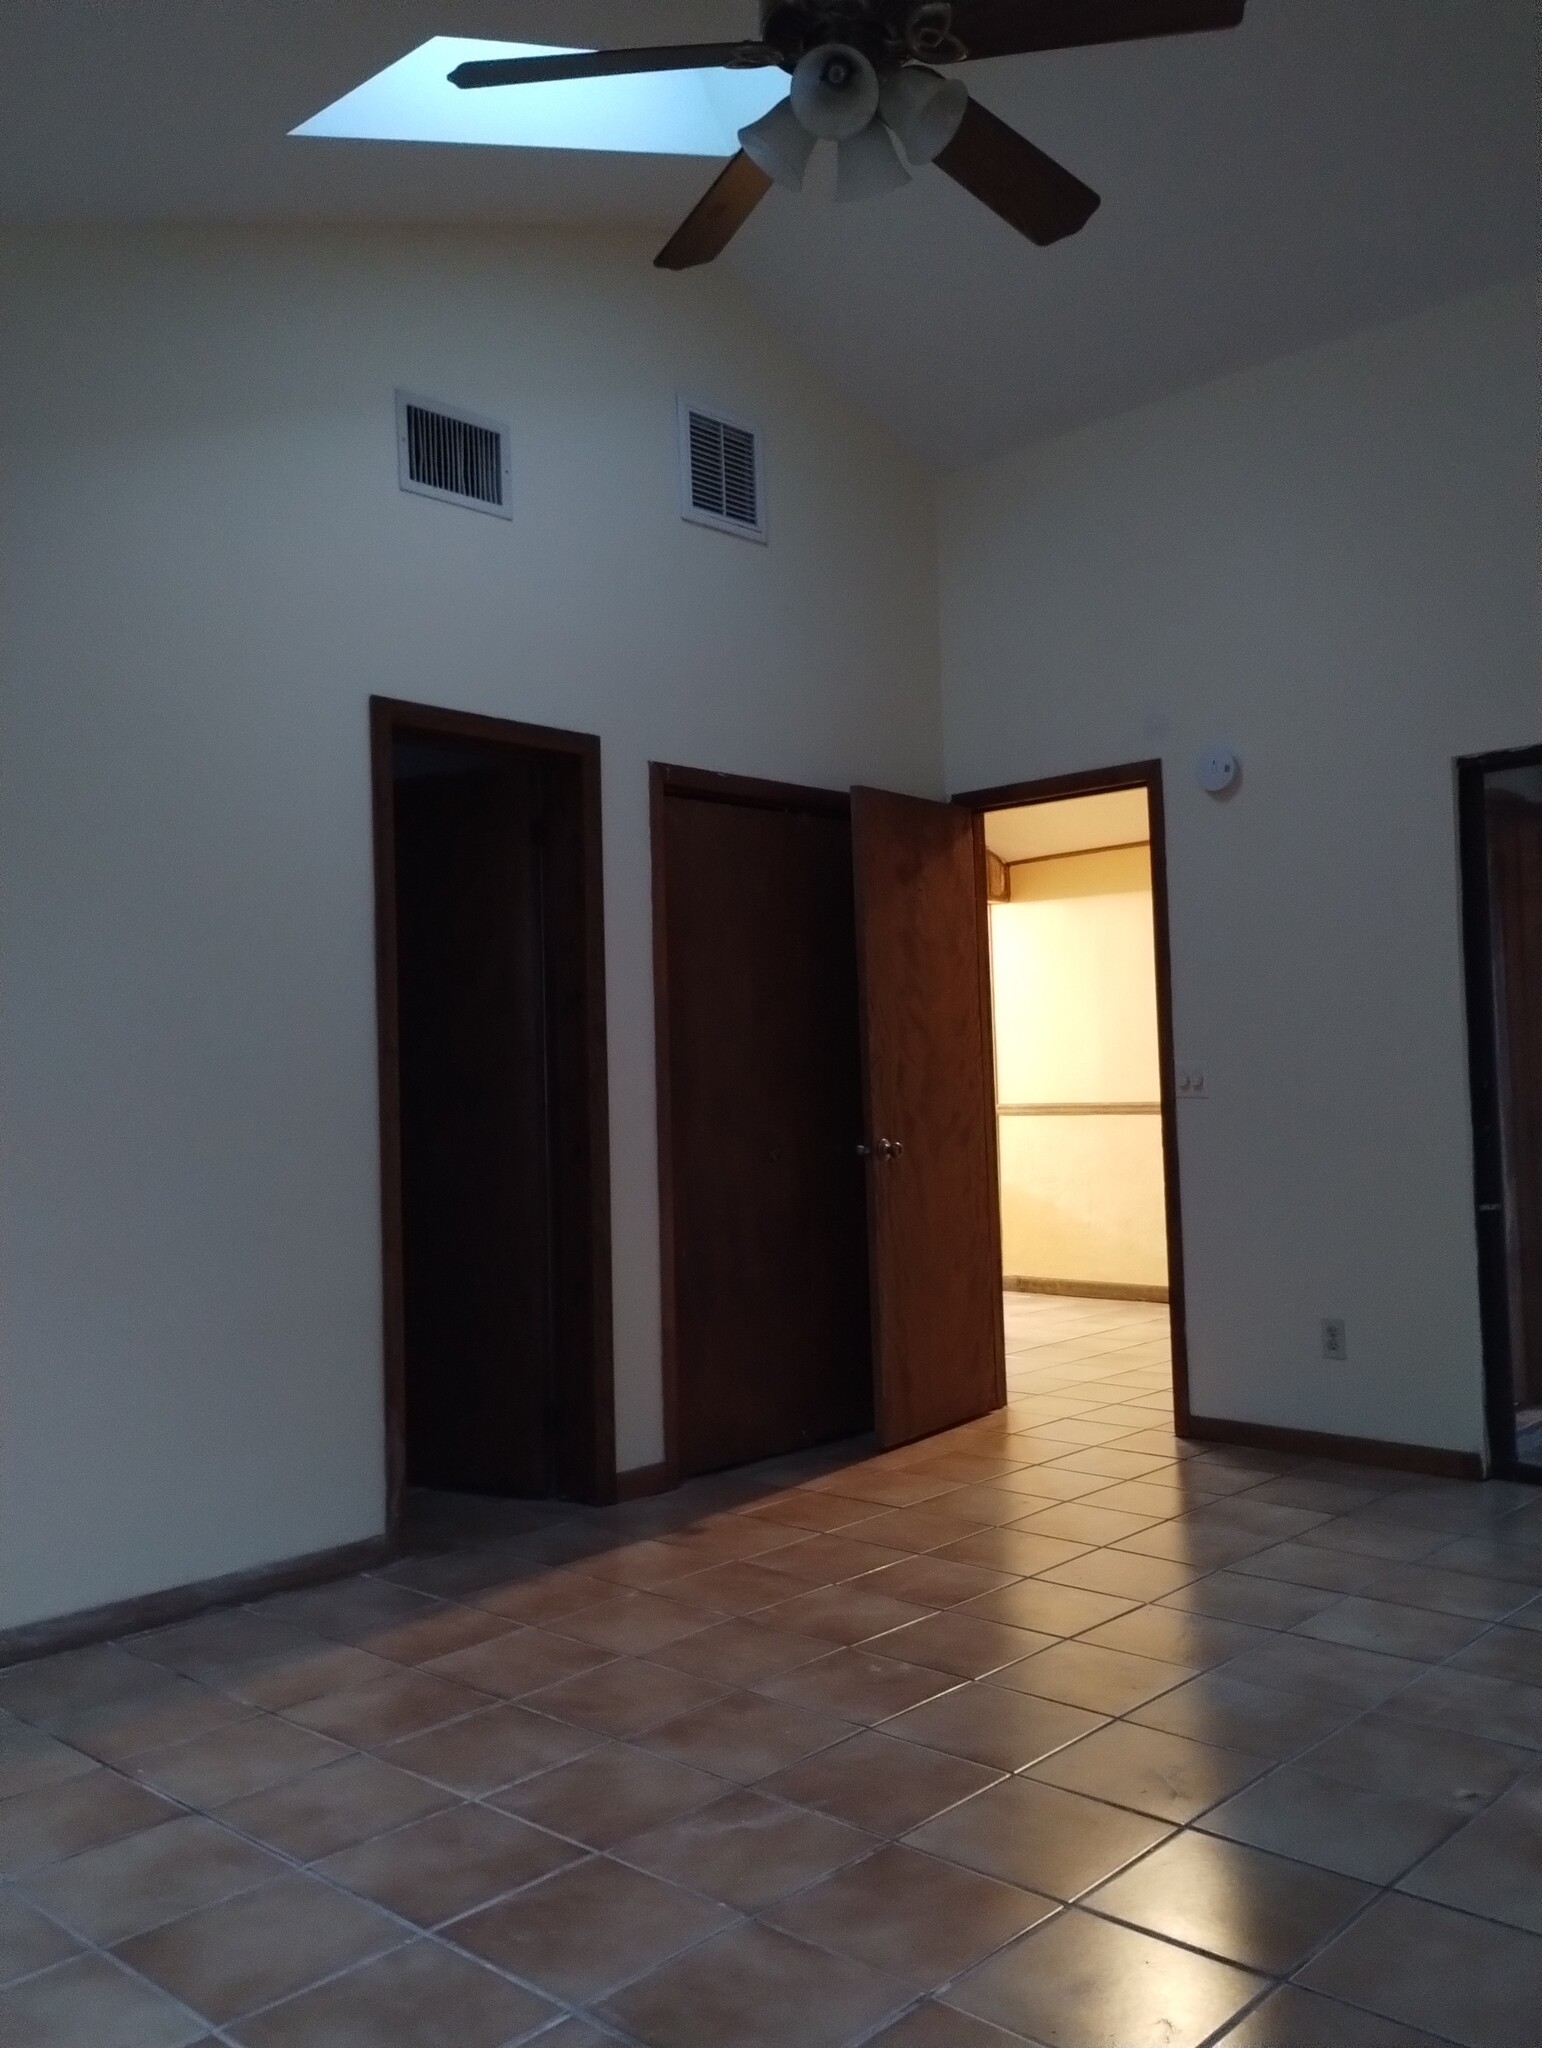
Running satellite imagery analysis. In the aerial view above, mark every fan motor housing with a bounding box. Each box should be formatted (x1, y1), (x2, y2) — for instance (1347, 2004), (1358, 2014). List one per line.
(759, 0), (949, 69)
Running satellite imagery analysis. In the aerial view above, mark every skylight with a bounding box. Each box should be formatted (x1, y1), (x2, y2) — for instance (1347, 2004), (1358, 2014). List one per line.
(293, 37), (787, 158)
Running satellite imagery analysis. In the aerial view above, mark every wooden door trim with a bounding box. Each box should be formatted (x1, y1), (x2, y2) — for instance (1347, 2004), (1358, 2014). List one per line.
(950, 759), (1193, 1437)
(653, 761), (852, 817)
(955, 762), (1170, 810)
(649, 763), (854, 1487)
(370, 696), (615, 1526)
(649, 764), (682, 1488)
(970, 806), (1009, 1414)
(1458, 739), (1542, 1480)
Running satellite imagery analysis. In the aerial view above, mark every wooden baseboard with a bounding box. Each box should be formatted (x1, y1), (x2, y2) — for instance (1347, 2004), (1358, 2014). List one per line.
(1006, 1275), (1170, 1304)
(0, 1535), (392, 1670)
(615, 1461), (675, 1502)
(1182, 1413), (1485, 1480)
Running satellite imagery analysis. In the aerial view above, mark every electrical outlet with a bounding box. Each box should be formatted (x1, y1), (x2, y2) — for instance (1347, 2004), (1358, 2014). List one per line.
(1176, 1065), (1207, 1097)
(1320, 1319), (1348, 1362)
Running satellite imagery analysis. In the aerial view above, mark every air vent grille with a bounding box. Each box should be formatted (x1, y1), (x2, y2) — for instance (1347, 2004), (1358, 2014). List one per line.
(407, 405), (501, 504)
(678, 401), (765, 541)
(396, 391), (512, 519)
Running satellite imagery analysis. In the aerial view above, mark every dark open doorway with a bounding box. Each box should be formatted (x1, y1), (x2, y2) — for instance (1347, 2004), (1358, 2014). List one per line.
(371, 698), (615, 1525)
(1460, 742), (1542, 1481)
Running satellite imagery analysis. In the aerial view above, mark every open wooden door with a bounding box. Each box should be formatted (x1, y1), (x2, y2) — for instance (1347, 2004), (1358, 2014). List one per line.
(851, 787), (1006, 1447)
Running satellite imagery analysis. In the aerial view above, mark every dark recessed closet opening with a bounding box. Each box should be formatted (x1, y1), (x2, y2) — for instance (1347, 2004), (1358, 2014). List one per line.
(372, 699), (614, 1520)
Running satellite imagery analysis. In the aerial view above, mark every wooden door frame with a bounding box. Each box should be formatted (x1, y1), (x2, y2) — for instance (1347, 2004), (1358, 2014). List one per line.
(370, 696), (615, 1526)
(950, 760), (1194, 1435)
(1458, 739), (1542, 1481)
(648, 762), (853, 1496)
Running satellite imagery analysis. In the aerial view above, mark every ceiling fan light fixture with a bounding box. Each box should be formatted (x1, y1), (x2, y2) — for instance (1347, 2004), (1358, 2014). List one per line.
(789, 42), (881, 141)
(834, 117), (912, 202)
(739, 96), (817, 189)
(878, 64), (968, 164)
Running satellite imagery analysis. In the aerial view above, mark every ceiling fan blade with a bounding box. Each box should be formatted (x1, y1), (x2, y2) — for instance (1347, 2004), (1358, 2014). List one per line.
(655, 153), (775, 270)
(934, 99), (1099, 244)
(450, 44), (776, 90)
(953, 0), (1244, 63)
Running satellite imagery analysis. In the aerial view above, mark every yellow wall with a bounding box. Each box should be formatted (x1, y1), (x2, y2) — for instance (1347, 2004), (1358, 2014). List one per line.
(997, 1116), (1167, 1288)
(990, 842), (1168, 1290)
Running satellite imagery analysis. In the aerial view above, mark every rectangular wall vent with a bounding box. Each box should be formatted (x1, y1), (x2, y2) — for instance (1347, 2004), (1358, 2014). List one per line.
(678, 399), (766, 542)
(396, 391), (512, 519)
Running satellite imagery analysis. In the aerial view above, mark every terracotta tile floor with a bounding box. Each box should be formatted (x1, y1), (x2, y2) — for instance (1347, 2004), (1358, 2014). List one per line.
(2, 1294), (1541, 2045)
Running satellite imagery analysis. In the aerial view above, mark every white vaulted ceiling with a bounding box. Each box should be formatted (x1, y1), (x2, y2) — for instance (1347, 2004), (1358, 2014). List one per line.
(1, 0), (1531, 466)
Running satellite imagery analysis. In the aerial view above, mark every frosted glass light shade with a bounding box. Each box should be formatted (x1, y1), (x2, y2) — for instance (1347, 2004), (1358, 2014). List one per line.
(878, 65), (967, 164)
(739, 97), (818, 189)
(790, 44), (880, 140)
(835, 119), (911, 202)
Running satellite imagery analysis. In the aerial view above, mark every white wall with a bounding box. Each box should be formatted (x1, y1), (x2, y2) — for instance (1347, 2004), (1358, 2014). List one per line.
(2, 231), (1528, 1630)
(0, 225), (940, 1628)
(943, 282), (1537, 1454)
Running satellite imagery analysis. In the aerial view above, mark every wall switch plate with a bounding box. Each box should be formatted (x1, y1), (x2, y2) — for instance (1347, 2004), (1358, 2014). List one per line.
(1176, 1065), (1207, 1097)
(1320, 1319), (1348, 1362)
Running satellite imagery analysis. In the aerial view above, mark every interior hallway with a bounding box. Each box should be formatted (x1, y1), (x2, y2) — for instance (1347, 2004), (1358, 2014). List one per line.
(1, 1298), (1541, 2046)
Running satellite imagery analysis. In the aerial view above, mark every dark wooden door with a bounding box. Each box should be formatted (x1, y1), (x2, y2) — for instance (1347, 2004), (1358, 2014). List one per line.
(657, 778), (873, 1476)
(394, 752), (555, 1496)
(851, 786), (1005, 1447)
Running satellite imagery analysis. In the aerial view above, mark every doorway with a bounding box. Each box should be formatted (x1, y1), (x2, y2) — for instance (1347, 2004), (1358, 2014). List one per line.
(1459, 743), (1542, 1481)
(954, 762), (1191, 1431)
(370, 698), (614, 1523)
(652, 767), (1005, 1481)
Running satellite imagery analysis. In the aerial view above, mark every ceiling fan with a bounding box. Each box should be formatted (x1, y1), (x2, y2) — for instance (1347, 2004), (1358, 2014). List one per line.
(450, 1), (1245, 268)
